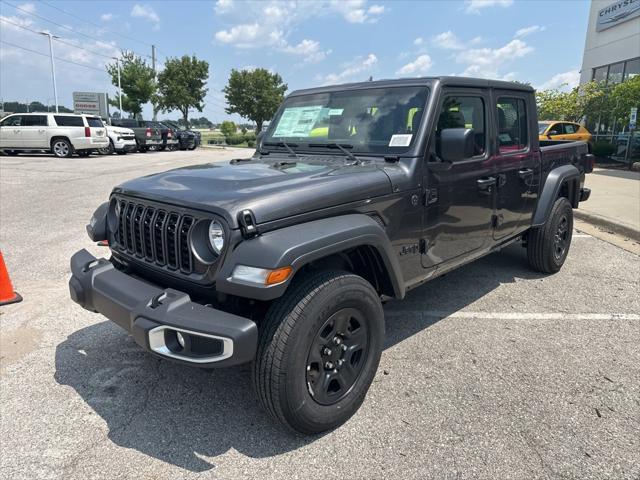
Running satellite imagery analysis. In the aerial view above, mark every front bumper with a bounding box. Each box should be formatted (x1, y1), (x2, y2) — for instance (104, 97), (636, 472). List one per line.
(68, 249), (258, 367)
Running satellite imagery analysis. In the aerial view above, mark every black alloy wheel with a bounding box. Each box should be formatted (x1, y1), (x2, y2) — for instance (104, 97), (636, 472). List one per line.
(306, 308), (369, 405)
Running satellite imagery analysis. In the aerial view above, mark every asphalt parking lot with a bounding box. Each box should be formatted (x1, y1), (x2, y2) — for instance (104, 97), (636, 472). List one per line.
(1, 149), (639, 480)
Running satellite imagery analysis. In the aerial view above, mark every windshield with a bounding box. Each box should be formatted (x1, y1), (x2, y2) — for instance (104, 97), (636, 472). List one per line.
(538, 122), (551, 134)
(263, 86), (429, 155)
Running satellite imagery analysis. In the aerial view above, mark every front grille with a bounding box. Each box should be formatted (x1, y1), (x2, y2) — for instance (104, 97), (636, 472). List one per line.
(114, 198), (197, 274)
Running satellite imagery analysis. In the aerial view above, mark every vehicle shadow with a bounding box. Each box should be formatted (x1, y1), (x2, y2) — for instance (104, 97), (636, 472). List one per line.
(54, 244), (542, 472)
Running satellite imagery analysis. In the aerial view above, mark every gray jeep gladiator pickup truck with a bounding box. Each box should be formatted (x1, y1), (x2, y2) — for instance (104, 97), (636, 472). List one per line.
(69, 77), (593, 434)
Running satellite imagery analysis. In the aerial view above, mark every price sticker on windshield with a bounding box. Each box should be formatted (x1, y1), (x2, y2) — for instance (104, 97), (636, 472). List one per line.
(389, 134), (412, 147)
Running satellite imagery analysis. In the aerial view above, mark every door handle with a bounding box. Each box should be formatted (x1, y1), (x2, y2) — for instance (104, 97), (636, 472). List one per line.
(38, 129), (46, 133)
(477, 177), (496, 189)
(13, 129), (21, 133)
(518, 168), (533, 179)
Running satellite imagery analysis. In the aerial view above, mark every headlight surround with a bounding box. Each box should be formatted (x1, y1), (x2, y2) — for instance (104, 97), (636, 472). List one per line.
(208, 220), (225, 254)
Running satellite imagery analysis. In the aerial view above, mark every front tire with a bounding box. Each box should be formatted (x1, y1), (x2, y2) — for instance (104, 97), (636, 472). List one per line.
(98, 140), (115, 155)
(253, 270), (384, 434)
(527, 197), (573, 273)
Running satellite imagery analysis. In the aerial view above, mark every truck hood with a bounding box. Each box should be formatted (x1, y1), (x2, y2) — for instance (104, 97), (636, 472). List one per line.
(113, 157), (393, 228)
(107, 126), (134, 135)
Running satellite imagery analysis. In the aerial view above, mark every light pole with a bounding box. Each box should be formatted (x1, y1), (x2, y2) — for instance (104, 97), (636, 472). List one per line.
(40, 31), (59, 113)
(113, 56), (123, 114)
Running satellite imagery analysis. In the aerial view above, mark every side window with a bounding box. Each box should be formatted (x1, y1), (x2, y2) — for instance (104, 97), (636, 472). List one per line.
(54, 116), (84, 127)
(87, 117), (104, 127)
(563, 123), (576, 134)
(436, 96), (486, 157)
(549, 123), (562, 135)
(1, 116), (22, 127)
(22, 115), (48, 127)
(496, 97), (528, 153)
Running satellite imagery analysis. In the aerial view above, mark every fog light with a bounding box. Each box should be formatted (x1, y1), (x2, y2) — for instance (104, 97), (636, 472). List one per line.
(176, 331), (186, 348)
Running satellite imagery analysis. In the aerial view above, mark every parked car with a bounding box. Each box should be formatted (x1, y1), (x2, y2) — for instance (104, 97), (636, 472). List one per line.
(0, 112), (108, 158)
(539, 121), (593, 143)
(99, 125), (137, 155)
(70, 76), (594, 434)
(142, 121), (179, 151)
(163, 120), (198, 150)
(110, 118), (162, 152)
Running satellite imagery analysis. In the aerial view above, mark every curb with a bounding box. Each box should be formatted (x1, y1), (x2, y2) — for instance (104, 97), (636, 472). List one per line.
(574, 210), (640, 242)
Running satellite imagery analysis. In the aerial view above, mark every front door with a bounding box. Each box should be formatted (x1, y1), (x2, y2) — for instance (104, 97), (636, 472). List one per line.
(493, 93), (540, 240)
(422, 89), (495, 269)
(0, 115), (23, 149)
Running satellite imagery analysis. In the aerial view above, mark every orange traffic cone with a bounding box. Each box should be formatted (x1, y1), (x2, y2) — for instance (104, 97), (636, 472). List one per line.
(0, 251), (22, 306)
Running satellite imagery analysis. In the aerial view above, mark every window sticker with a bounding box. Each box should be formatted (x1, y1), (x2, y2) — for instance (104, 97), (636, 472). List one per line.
(389, 134), (412, 147)
(273, 106), (323, 137)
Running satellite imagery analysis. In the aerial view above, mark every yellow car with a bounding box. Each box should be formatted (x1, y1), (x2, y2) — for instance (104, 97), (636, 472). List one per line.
(539, 121), (592, 143)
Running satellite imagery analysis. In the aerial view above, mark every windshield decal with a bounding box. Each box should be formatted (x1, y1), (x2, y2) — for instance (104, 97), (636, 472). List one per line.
(273, 106), (324, 137)
(389, 134), (412, 147)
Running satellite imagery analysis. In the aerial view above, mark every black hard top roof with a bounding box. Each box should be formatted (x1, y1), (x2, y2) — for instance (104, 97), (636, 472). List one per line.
(288, 76), (534, 97)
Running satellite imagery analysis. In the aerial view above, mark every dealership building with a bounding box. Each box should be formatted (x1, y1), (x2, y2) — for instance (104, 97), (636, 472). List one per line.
(580, 0), (640, 161)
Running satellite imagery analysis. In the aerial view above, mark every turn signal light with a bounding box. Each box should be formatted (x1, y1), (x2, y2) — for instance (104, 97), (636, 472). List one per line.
(265, 266), (293, 285)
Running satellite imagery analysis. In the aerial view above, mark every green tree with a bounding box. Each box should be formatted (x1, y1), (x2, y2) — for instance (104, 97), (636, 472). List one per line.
(609, 76), (640, 126)
(223, 68), (287, 133)
(220, 120), (237, 137)
(157, 55), (209, 128)
(106, 51), (156, 118)
(536, 81), (607, 122)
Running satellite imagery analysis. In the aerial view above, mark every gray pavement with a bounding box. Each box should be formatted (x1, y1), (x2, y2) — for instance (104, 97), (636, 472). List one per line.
(1, 150), (639, 480)
(577, 168), (640, 241)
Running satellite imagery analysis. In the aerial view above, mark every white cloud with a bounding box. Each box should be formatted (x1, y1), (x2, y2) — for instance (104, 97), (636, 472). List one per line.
(456, 38), (533, 79)
(215, 23), (284, 48)
(515, 25), (546, 38)
(432, 31), (465, 50)
(131, 4), (160, 29)
(414, 37), (424, 46)
(329, 1), (385, 23)
(283, 39), (332, 63)
(100, 13), (114, 22)
(537, 70), (580, 91)
(432, 31), (482, 50)
(396, 54), (433, 76)
(214, 0), (234, 14)
(322, 54), (378, 85)
(465, 0), (513, 14)
(16, 3), (36, 14)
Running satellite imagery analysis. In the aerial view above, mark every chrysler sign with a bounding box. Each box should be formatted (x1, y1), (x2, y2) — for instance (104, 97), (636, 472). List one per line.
(597, 0), (640, 31)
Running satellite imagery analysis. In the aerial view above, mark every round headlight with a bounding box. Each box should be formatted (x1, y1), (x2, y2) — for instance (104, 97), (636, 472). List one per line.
(208, 221), (225, 254)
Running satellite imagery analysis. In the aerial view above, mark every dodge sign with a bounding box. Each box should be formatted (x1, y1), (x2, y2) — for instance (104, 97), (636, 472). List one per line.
(73, 92), (109, 118)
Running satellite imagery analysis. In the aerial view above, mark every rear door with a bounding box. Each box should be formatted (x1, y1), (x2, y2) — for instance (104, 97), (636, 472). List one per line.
(21, 115), (49, 148)
(493, 92), (540, 240)
(0, 115), (23, 148)
(422, 87), (495, 268)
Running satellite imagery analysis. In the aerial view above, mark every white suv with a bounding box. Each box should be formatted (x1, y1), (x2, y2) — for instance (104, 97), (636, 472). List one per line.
(0, 112), (109, 158)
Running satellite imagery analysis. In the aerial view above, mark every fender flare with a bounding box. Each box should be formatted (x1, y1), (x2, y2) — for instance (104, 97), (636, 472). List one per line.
(532, 164), (580, 226)
(215, 214), (405, 301)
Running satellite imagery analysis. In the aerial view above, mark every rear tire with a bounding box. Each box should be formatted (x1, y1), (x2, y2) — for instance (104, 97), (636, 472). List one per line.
(253, 270), (384, 434)
(527, 197), (573, 273)
(51, 138), (73, 158)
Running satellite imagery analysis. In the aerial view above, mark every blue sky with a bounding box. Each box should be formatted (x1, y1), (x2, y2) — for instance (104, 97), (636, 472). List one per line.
(0, 0), (591, 123)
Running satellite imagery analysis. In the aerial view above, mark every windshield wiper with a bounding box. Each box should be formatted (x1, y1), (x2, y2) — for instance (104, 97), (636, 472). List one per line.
(308, 143), (359, 163)
(263, 141), (299, 159)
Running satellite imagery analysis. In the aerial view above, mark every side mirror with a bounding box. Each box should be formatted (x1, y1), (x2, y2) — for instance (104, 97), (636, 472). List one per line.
(440, 128), (475, 162)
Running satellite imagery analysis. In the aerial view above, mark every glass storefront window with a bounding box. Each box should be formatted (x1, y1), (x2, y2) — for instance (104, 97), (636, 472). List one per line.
(624, 57), (640, 80)
(608, 62), (624, 85)
(592, 65), (608, 83)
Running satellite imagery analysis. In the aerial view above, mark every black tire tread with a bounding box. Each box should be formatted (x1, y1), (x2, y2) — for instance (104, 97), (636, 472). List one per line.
(527, 197), (573, 273)
(253, 270), (366, 431)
